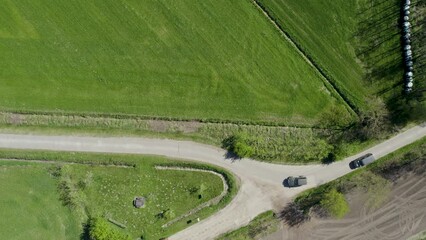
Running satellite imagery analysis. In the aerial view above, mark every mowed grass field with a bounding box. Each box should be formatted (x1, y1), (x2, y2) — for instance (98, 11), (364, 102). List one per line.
(0, 151), (233, 239)
(256, 0), (370, 108)
(0, 0), (351, 124)
(0, 163), (81, 240)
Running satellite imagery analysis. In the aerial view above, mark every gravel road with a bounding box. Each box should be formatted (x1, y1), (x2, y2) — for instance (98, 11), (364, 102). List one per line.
(0, 124), (424, 239)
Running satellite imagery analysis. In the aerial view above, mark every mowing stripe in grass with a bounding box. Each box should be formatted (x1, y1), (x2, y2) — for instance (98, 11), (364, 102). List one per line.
(0, 0), (350, 124)
(252, 0), (359, 116)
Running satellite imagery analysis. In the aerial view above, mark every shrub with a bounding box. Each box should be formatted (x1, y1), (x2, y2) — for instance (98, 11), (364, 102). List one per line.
(320, 189), (349, 219)
(88, 217), (131, 240)
(156, 209), (175, 220)
(223, 133), (254, 158)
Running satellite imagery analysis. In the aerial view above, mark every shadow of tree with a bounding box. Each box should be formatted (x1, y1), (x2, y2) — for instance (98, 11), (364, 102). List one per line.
(354, 0), (426, 125)
(80, 221), (90, 240)
(278, 202), (310, 227)
(224, 151), (241, 162)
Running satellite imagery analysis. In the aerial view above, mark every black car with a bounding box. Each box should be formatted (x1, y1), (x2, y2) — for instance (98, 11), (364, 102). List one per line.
(349, 153), (375, 169)
(287, 176), (307, 187)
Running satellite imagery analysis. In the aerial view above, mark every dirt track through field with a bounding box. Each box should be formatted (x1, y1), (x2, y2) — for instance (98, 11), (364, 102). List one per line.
(269, 174), (426, 240)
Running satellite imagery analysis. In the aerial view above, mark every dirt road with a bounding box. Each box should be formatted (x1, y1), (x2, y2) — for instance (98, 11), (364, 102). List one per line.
(0, 124), (424, 239)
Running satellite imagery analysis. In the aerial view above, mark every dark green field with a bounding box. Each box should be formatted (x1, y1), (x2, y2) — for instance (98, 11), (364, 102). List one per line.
(0, 0), (351, 125)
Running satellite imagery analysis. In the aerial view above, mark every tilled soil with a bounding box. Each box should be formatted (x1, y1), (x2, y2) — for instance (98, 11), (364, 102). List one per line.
(267, 173), (426, 240)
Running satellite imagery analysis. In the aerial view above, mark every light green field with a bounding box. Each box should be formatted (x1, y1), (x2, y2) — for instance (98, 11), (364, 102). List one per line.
(256, 0), (370, 108)
(0, 164), (81, 240)
(0, 0), (350, 125)
(0, 151), (235, 239)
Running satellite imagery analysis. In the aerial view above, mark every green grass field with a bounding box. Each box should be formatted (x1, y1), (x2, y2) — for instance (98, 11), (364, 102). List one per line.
(355, 0), (404, 99)
(0, 0), (350, 125)
(0, 151), (235, 239)
(0, 164), (81, 240)
(256, 0), (406, 110)
(256, 0), (368, 108)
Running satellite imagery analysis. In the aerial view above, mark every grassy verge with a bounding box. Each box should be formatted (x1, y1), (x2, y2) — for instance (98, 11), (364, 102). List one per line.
(293, 136), (425, 219)
(408, 230), (426, 240)
(0, 111), (376, 164)
(0, 150), (238, 239)
(216, 211), (279, 240)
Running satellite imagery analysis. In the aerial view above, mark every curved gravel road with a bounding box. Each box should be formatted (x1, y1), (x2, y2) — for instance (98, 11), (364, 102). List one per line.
(0, 124), (424, 239)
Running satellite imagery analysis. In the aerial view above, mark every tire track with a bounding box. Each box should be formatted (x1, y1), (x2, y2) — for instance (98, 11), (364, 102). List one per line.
(291, 175), (426, 240)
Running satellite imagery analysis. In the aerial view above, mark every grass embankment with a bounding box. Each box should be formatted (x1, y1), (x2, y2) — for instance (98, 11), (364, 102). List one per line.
(0, 0), (349, 125)
(0, 150), (237, 239)
(216, 211), (279, 240)
(294, 136), (426, 219)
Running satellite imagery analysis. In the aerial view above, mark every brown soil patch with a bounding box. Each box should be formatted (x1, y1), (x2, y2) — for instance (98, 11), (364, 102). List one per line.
(267, 173), (426, 240)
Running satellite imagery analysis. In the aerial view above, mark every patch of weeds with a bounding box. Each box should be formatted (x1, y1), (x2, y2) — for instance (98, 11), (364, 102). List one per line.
(217, 211), (279, 240)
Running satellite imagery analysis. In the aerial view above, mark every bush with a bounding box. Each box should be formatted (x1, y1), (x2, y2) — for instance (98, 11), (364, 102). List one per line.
(223, 133), (254, 158)
(320, 189), (349, 219)
(88, 217), (131, 240)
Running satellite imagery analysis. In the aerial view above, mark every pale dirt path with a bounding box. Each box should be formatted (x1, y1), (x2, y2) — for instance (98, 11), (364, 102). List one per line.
(0, 124), (424, 239)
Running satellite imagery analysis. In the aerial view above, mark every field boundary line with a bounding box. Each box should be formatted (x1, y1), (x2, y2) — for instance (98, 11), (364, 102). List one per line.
(252, 0), (359, 116)
(0, 111), (346, 130)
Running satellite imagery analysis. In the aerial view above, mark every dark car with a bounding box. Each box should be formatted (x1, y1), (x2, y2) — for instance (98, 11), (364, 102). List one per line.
(287, 176), (307, 187)
(349, 153), (375, 169)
